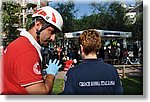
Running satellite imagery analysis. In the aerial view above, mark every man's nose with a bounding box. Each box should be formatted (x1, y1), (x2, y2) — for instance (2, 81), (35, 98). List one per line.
(50, 34), (55, 42)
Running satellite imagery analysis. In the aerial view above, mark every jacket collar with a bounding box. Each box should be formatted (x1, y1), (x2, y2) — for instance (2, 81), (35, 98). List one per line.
(20, 29), (42, 61)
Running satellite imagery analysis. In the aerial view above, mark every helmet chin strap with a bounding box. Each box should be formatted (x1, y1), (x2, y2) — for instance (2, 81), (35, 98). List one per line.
(36, 33), (41, 45)
(36, 23), (51, 46)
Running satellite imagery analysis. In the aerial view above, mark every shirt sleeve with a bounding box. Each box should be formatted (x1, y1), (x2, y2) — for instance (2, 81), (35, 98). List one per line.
(62, 69), (76, 95)
(14, 49), (43, 87)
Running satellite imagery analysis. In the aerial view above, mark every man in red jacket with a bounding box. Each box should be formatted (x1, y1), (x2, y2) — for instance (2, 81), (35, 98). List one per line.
(1, 6), (63, 95)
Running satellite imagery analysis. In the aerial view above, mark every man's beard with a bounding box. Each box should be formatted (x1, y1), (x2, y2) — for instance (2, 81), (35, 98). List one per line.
(41, 39), (53, 47)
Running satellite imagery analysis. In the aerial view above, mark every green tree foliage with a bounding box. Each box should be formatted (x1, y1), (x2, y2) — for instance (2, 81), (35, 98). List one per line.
(2, 1), (21, 46)
(2, 1), (21, 33)
(132, 13), (143, 40)
(108, 2), (127, 30)
(54, 1), (78, 33)
(89, 1), (127, 31)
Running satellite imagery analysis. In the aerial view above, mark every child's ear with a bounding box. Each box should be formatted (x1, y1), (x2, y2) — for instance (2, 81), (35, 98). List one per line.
(80, 44), (83, 52)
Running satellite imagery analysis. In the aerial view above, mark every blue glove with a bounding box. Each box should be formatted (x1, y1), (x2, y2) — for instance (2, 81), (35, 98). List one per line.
(46, 59), (62, 76)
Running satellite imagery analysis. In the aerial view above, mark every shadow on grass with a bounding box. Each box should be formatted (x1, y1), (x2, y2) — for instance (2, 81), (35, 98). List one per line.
(121, 76), (143, 95)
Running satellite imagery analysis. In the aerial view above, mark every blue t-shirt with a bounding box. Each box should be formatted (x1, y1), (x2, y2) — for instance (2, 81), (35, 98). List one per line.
(62, 58), (123, 95)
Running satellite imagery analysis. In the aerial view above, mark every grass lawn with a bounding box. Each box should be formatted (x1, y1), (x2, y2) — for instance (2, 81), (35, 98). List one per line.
(121, 76), (143, 95)
(52, 78), (64, 95)
(52, 76), (143, 95)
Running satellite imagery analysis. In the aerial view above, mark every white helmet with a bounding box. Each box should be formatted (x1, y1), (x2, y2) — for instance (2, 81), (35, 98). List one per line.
(32, 6), (63, 32)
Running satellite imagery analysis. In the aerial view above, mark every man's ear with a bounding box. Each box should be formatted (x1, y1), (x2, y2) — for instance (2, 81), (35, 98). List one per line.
(35, 21), (42, 30)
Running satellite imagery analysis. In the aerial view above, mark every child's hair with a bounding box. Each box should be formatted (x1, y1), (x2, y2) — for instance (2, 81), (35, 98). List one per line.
(79, 29), (101, 55)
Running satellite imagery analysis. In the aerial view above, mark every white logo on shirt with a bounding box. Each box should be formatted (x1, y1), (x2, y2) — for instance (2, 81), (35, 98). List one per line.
(33, 62), (41, 75)
(79, 81), (115, 87)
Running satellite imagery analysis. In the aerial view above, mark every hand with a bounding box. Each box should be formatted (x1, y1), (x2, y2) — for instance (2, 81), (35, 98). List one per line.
(46, 59), (62, 76)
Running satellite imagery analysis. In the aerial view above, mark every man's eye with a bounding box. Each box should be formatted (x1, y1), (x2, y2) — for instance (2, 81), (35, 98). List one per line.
(49, 30), (54, 33)
(51, 31), (56, 34)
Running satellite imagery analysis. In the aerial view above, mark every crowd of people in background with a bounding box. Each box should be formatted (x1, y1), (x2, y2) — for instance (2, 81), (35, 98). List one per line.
(41, 43), (79, 71)
(41, 39), (142, 71)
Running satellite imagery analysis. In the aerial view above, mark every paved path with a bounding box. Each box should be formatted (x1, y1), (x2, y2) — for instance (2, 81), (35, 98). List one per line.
(55, 71), (67, 79)
(117, 66), (143, 78)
